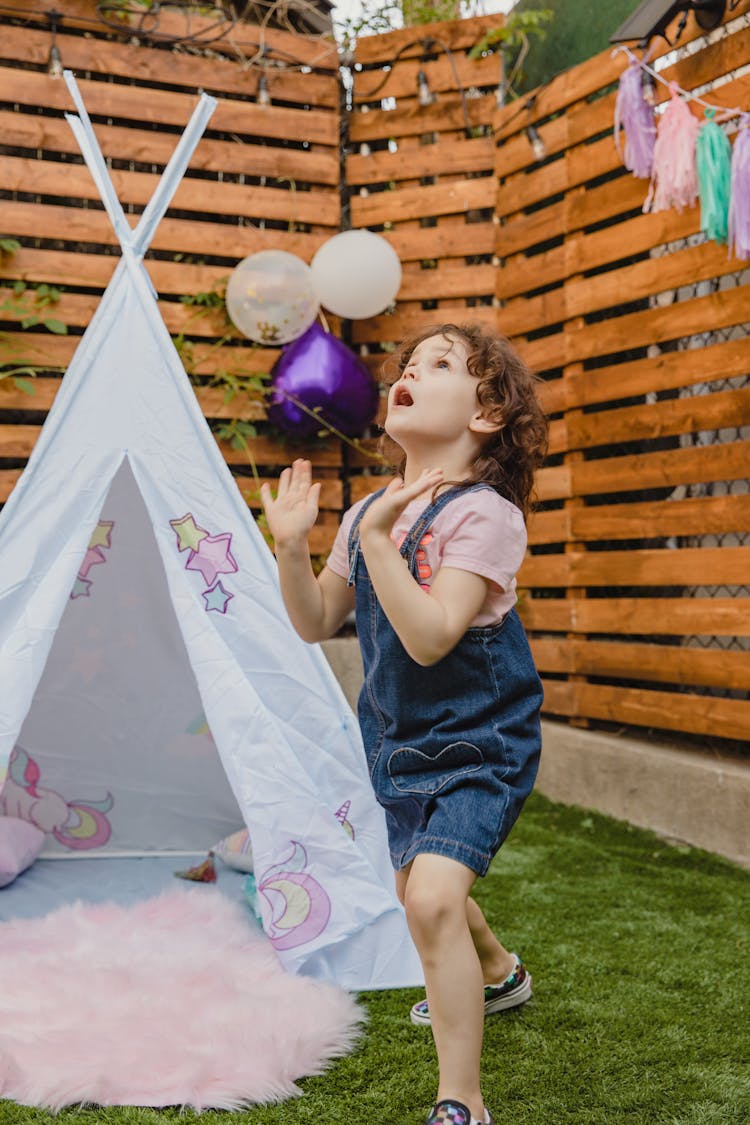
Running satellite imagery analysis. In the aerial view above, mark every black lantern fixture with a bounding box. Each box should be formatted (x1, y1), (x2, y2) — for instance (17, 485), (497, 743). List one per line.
(610, 1), (728, 46)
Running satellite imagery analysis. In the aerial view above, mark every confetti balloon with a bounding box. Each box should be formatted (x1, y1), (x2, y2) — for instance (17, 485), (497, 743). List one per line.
(310, 230), (402, 320)
(225, 250), (319, 345)
(267, 321), (379, 437)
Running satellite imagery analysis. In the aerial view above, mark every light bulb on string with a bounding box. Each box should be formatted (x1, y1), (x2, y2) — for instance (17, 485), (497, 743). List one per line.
(417, 69), (437, 108)
(526, 125), (546, 161)
(257, 73), (271, 107)
(641, 69), (657, 106)
(47, 9), (64, 78)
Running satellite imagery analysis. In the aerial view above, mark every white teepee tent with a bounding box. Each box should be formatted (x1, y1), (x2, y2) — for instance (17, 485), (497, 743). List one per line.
(0, 73), (422, 990)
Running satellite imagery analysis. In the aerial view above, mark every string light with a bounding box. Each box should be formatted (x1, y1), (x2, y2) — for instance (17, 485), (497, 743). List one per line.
(257, 72), (271, 106)
(641, 69), (657, 106)
(525, 124), (546, 160)
(355, 34), (472, 138)
(417, 68), (437, 108)
(46, 8), (63, 78)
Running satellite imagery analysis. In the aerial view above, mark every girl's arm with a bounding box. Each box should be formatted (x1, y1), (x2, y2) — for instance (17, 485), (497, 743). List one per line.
(260, 460), (354, 643)
(359, 471), (490, 667)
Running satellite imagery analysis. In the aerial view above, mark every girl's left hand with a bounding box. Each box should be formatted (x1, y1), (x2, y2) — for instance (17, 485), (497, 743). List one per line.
(360, 468), (444, 540)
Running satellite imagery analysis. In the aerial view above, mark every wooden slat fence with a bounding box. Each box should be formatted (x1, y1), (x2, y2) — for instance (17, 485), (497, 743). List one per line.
(491, 4), (750, 746)
(1, 5), (748, 746)
(0, 0), (342, 553)
(345, 14), (505, 501)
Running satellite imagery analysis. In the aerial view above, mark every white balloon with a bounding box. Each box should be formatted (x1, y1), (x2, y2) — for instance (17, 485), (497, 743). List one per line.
(225, 250), (319, 345)
(310, 230), (402, 320)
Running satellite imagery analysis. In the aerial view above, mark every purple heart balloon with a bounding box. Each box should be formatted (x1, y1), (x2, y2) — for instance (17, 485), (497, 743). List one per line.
(267, 321), (380, 437)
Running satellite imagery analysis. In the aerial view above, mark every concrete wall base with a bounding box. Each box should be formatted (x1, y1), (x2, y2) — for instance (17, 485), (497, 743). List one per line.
(537, 720), (749, 868)
(321, 636), (749, 868)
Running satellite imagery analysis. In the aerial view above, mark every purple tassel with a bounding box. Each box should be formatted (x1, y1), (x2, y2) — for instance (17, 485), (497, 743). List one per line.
(728, 114), (750, 261)
(615, 59), (657, 179)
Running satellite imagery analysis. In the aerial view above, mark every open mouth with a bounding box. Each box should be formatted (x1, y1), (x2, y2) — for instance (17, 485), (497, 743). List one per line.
(392, 384), (414, 407)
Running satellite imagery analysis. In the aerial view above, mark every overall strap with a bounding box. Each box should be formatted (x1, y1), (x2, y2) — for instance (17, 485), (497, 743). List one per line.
(346, 487), (386, 586)
(400, 483), (495, 571)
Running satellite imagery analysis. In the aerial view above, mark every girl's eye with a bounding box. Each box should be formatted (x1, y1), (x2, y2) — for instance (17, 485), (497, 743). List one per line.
(436, 360), (449, 369)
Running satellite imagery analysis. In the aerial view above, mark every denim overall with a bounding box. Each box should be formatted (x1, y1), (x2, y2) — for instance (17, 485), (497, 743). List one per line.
(347, 484), (543, 876)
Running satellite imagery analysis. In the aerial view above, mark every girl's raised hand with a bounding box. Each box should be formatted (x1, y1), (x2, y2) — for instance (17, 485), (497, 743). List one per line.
(360, 468), (444, 540)
(260, 459), (322, 549)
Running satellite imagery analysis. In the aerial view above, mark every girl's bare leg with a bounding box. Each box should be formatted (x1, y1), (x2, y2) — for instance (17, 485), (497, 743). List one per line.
(402, 853), (486, 1121)
(466, 897), (517, 985)
(396, 864), (516, 986)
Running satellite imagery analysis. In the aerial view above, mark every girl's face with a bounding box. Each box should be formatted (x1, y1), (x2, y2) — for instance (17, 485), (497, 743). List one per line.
(385, 333), (484, 447)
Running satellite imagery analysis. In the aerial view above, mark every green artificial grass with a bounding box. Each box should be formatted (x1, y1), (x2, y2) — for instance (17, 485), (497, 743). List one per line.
(2, 793), (748, 1125)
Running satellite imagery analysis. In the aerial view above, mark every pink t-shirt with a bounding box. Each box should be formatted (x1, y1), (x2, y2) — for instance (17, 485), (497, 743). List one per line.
(326, 487), (527, 626)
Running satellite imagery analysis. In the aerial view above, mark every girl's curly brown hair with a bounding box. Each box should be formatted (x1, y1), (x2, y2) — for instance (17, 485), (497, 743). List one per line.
(381, 323), (549, 519)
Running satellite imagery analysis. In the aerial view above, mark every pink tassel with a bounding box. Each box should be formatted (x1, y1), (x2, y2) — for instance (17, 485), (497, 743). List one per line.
(728, 114), (750, 261)
(614, 59), (656, 179)
(644, 84), (701, 213)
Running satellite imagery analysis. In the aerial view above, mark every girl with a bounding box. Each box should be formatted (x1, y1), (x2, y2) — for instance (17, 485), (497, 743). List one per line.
(260, 323), (548, 1125)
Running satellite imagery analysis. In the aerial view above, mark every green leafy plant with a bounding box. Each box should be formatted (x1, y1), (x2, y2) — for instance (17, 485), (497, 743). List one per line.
(469, 8), (554, 96)
(0, 278), (68, 394)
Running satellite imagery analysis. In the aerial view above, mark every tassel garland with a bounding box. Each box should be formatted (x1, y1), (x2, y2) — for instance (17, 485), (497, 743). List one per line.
(728, 115), (750, 261)
(696, 109), (732, 243)
(613, 51), (749, 259)
(615, 59), (657, 179)
(644, 84), (701, 214)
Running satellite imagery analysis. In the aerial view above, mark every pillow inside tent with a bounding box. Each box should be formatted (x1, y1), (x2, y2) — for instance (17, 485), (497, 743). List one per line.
(0, 816), (46, 887)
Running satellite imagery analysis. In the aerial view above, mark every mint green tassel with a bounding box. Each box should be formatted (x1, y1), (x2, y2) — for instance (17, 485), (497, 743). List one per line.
(696, 109), (732, 243)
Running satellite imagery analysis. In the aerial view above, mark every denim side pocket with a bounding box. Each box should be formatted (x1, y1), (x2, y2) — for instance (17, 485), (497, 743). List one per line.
(386, 741), (484, 796)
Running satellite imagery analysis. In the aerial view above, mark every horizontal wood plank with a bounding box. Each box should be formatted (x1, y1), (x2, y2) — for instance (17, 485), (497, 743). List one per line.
(0, 423), (343, 467)
(568, 441), (750, 498)
(531, 637), (750, 692)
(11, 1), (340, 69)
(569, 493), (750, 542)
(1, 200), (327, 261)
(541, 681), (750, 741)
(354, 13), (503, 64)
(520, 547), (750, 588)
(0, 23), (339, 107)
(346, 135), (494, 186)
(565, 338), (750, 413)
(0, 69), (338, 147)
(566, 387), (750, 454)
(351, 175), (496, 227)
(0, 156), (340, 227)
(354, 51), (500, 104)
(0, 109), (340, 185)
(519, 597), (748, 637)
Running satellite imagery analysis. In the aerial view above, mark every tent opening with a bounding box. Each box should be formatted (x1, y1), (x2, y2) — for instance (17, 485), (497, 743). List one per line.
(4, 458), (244, 858)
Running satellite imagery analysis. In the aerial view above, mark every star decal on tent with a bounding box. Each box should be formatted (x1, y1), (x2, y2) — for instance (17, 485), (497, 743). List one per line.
(172, 516), (239, 614)
(169, 513), (209, 553)
(202, 580), (234, 614)
(186, 532), (238, 586)
(89, 520), (115, 550)
(70, 522), (116, 600)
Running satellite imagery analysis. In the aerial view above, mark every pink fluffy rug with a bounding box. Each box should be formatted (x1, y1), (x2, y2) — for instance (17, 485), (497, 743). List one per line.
(0, 886), (364, 1111)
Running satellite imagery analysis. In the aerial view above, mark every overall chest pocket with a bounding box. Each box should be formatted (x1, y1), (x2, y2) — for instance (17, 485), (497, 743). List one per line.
(387, 741), (484, 796)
